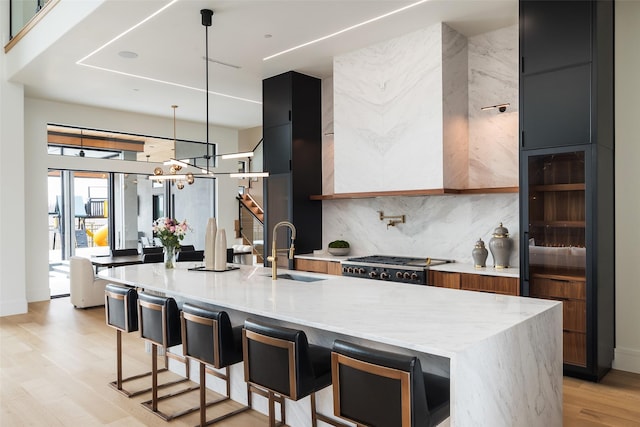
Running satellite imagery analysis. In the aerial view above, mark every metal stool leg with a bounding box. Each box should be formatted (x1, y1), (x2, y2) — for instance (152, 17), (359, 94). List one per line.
(141, 344), (200, 421)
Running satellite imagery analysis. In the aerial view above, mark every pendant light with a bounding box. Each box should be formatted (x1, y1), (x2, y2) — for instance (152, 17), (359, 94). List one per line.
(150, 105), (195, 189)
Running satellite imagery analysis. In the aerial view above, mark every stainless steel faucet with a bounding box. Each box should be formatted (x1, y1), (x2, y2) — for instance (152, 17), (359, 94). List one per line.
(266, 221), (296, 280)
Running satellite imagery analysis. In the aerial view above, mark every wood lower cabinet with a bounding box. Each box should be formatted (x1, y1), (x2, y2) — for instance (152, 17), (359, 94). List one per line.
(295, 259), (342, 276)
(530, 273), (587, 367)
(429, 271), (460, 289)
(429, 271), (518, 296)
(326, 261), (342, 276)
(461, 274), (520, 296)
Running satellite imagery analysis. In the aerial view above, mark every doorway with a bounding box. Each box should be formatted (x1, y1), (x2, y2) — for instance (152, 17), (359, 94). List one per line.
(48, 170), (110, 296)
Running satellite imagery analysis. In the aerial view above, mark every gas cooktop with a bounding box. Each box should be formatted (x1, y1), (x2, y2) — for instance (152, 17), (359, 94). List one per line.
(341, 255), (454, 284)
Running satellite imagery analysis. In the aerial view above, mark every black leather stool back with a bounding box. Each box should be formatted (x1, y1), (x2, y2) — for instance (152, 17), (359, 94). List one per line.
(243, 319), (334, 427)
(181, 303), (249, 426)
(105, 283), (138, 332)
(243, 319), (330, 400)
(331, 340), (450, 427)
(138, 292), (182, 348)
(181, 303), (243, 369)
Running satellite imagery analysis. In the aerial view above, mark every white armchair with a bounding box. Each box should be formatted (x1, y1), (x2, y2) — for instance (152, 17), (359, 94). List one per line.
(70, 256), (109, 308)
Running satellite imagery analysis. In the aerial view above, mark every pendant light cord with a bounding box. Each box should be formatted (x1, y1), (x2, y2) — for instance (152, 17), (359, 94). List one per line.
(205, 21), (210, 172)
(201, 9), (213, 174)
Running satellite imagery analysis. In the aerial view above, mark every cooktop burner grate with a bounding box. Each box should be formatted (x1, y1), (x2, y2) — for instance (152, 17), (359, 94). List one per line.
(341, 255), (454, 284)
(345, 255), (450, 267)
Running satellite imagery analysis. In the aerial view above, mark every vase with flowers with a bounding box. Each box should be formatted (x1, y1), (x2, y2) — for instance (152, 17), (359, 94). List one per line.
(152, 217), (189, 269)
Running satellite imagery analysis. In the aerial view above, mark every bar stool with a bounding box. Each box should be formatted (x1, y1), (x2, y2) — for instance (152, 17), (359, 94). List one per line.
(242, 319), (335, 427)
(137, 291), (199, 421)
(104, 283), (155, 397)
(181, 303), (250, 426)
(330, 340), (450, 427)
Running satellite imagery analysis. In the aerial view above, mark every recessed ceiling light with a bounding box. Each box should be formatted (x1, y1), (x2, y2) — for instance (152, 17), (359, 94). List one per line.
(118, 51), (138, 59)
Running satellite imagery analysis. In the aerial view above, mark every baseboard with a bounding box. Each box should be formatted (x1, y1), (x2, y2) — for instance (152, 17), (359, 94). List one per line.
(0, 298), (28, 317)
(613, 347), (640, 374)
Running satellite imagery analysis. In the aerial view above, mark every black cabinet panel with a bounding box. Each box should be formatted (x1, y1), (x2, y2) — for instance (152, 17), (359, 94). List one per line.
(264, 124), (291, 174)
(262, 71), (322, 266)
(265, 173), (293, 269)
(521, 0), (592, 74)
(522, 64), (591, 149)
(263, 74), (292, 128)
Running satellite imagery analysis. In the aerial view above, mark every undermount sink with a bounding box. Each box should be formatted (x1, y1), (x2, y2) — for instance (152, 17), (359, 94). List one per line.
(265, 273), (326, 282)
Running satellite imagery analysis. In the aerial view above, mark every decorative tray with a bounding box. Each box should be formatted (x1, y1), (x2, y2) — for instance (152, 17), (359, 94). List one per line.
(187, 265), (240, 272)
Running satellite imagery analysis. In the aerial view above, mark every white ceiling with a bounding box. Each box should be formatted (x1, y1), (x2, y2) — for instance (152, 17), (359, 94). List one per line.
(12, 0), (517, 130)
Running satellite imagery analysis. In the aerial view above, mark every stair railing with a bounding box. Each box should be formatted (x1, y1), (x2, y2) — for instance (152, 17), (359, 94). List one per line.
(237, 197), (264, 263)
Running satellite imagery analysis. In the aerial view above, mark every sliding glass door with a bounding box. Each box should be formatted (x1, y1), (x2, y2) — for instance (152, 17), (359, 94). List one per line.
(48, 170), (110, 295)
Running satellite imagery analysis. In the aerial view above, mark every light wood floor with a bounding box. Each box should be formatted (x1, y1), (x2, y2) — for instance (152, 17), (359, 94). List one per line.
(1, 298), (639, 426)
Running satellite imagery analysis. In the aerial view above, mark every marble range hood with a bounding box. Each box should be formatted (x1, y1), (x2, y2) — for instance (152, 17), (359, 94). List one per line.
(333, 23), (470, 194)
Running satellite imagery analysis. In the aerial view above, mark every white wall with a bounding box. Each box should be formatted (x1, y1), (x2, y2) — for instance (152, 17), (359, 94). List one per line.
(0, 56), (28, 316)
(613, 0), (640, 374)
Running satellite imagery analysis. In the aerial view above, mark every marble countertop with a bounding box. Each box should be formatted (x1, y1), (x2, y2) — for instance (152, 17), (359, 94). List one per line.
(99, 263), (556, 359)
(294, 252), (351, 262)
(428, 262), (520, 278)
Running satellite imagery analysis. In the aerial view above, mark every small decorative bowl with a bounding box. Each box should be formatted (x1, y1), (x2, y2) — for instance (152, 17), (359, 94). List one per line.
(327, 247), (350, 256)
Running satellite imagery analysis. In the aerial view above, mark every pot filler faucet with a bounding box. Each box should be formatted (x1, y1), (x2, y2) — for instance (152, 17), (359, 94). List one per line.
(267, 221), (296, 280)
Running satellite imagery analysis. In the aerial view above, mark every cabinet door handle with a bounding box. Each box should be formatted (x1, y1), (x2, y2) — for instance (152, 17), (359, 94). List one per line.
(288, 110), (291, 121)
(523, 231), (530, 282)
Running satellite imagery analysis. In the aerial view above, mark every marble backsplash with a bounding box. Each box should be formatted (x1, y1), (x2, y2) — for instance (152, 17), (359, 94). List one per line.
(321, 193), (519, 267)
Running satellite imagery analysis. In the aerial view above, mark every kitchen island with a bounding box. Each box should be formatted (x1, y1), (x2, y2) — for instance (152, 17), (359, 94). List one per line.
(99, 263), (562, 426)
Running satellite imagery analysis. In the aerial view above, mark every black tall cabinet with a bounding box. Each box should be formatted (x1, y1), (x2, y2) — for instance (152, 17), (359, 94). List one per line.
(263, 71), (322, 269)
(519, 0), (614, 381)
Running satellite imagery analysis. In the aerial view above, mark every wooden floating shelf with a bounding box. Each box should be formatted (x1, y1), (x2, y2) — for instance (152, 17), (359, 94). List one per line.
(310, 187), (519, 200)
(530, 221), (586, 228)
(531, 183), (586, 192)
